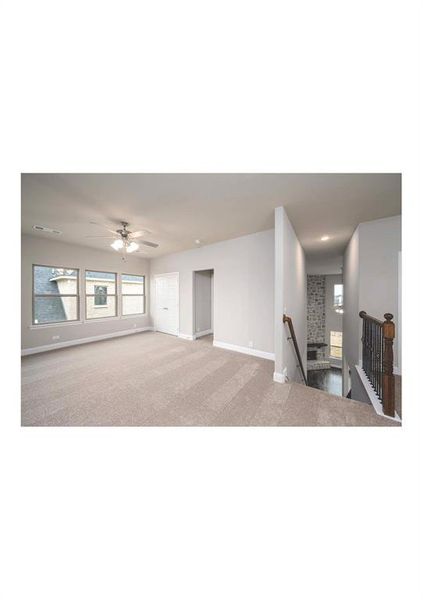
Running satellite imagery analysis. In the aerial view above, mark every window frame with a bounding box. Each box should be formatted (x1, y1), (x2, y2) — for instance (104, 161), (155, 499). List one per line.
(32, 263), (80, 326)
(333, 283), (344, 308)
(121, 273), (146, 316)
(85, 270), (118, 319)
(329, 330), (343, 359)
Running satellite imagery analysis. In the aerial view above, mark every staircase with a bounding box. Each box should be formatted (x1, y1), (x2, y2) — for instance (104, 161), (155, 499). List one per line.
(359, 311), (397, 418)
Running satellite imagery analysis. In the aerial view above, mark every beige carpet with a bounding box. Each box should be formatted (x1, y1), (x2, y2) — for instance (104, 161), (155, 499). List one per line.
(21, 332), (399, 427)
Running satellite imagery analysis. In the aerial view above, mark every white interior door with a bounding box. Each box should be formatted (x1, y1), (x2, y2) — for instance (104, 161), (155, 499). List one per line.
(154, 273), (179, 335)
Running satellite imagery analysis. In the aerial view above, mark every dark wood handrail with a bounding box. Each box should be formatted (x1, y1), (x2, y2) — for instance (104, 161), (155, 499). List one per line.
(359, 311), (395, 417)
(359, 310), (384, 326)
(283, 314), (307, 385)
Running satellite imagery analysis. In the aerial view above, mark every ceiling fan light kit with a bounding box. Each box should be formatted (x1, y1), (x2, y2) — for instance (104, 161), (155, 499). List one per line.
(87, 220), (159, 254)
(126, 241), (139, 253)
(111, 239), (124, 250)
(111, 238), (139, 253)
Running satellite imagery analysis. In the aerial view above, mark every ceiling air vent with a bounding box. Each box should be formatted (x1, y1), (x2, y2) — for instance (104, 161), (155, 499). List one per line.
(32, 225), (62, 235)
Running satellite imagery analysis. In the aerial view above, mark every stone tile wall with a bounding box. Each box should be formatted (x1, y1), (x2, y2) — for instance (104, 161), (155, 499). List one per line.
(307, 275), (326, 360)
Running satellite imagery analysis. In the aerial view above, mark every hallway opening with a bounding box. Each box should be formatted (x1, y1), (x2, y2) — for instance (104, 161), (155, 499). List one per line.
(306, 272), (343, 396)
(193, 269), (214, 340)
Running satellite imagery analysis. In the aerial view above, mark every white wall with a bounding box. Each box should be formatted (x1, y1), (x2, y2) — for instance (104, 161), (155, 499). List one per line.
(22, 235), (150, 351)
(343, 215), (401, 398)
(194, 269), (213, 334)
(306, 255), (343, 275)
(274, 207), (307, 383)
(358, 216), (401, 336)
(150, 230), (275, 353)
(343, 227), (360, 369)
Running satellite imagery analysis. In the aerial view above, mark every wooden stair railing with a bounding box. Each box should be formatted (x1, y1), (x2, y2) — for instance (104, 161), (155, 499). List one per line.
(283, 314), (308, 385)
(359, 311), (395, 417)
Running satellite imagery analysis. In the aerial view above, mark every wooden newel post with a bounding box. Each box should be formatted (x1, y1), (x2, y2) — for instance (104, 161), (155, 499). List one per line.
(382, 313), (395, 417)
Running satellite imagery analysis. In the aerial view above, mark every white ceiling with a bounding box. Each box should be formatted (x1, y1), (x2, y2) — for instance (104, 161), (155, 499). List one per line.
(21, 173), (401, 259)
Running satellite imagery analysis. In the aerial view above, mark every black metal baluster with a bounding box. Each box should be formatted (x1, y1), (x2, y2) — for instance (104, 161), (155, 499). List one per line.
(376, 325), (380, 398)
(379, 324), (382, 399)
(372, 323), (376, 391)
(377, 325), (380, 398)
(371, 321), (374, 388)
(366, 320), (369, 374)
(359, 311), (395, 415)
(362, 319), (365, 372)
(374, 322), (377, 391)
(374, 323), (377, 390)
(363, 319), (367, 373)
(380, 323), (384, 403)
(365, 319), (368, 373)
(367, 320), (370, 375)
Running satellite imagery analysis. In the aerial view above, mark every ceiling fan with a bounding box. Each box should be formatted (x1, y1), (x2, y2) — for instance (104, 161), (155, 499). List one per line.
(86, 221), (159, 254)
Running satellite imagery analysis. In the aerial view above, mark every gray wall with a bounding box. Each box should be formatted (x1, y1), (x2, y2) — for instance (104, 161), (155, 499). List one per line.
(358, 216), (401, 336)
(350, 367), (372, 405)
(344, 215), (401, 370)
(306, 255), (343, 275)
(325, 274), (343, 367)
(194, 269), (213, 334)
(150, 230), (275, 353)
(343, 227), (360, 369)
(274, 207), (307, 382)
(22, 235), (150, 350)
(343, 215), (401, 399)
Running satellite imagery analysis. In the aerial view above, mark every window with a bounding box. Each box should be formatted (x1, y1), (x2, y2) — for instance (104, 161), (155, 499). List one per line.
(122, 274), (145, 315)
(33, 265), (79, 325)
(85, 271), (117, 319)
(330, 330), (343, 359)
(334, 284), (343, 307)
(94, 285), (108, 306)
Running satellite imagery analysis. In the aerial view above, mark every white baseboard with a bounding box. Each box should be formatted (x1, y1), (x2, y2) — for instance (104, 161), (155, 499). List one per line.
(178, 333), (195, 341)
(21, 326), (153, 356)
(355, 365), (401, 422)
(213, 340), (275, 361)
(273, 370), (287, 383)
(194, 329), (213, 339)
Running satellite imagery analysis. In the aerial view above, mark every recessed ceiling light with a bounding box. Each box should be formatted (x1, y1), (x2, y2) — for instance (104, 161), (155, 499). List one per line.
(195, 239), (201, 245)
(321, 235), (329, 241)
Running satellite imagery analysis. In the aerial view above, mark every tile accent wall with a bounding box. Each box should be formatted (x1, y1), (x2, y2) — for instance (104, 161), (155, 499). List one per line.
(307, 275), (326, 360)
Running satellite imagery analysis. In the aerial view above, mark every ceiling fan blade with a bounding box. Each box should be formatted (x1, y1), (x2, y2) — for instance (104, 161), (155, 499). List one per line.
(130, 229), (151, 238)
(85, 235), (118, 239)
(139, 240), (159, 248)
(89, 221), (118, 234)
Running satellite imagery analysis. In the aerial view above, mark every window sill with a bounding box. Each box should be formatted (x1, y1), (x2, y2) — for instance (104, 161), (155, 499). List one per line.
(85, 315), (119, 323)
(30, 321), (82, 329)
(29, 315), (146, 328)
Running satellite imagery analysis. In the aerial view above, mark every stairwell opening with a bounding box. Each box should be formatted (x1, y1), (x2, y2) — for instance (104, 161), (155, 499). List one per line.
(306, 273), (343, 397)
